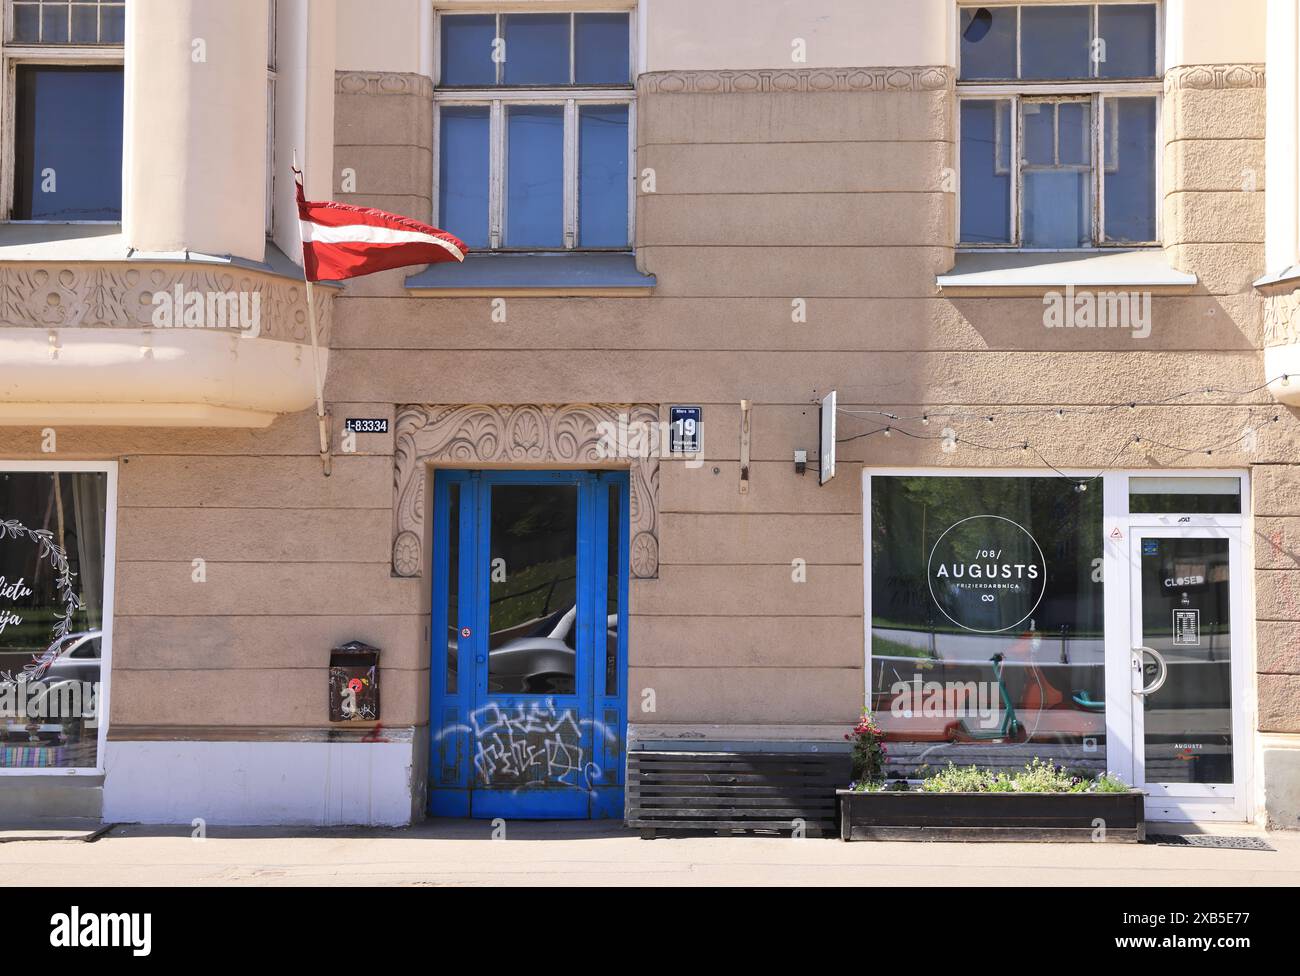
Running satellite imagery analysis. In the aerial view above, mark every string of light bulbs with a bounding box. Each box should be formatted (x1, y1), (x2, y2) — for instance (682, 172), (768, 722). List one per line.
(831, 376), (1287, 488)
(835, 374), (1292, 426)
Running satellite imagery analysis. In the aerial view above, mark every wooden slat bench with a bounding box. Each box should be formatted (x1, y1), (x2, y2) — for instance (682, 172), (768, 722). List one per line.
(627, 750), (850, 838)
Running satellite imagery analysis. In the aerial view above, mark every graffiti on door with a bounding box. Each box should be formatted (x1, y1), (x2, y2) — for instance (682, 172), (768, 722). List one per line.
(468, 701), (610, 791)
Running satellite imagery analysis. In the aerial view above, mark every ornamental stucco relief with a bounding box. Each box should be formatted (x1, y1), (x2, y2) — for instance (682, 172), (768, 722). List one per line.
(0, 264), (329, 344)
(392, 403), (660, 579)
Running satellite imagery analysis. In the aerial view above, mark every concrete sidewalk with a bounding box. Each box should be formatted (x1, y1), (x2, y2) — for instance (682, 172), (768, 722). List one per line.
(0, 820), (1297, 886)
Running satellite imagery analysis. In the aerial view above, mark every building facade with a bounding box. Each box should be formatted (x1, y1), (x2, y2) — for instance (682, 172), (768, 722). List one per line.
(1, 0), (1299, 829)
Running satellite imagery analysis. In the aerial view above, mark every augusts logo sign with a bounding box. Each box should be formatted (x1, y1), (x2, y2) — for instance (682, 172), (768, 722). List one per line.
(926, 515), (1047, 634)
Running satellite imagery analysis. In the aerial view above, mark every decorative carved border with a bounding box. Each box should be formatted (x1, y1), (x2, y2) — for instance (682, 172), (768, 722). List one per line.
(1264, 289), (1300, 347)
(336, 71), (435, 98)
(639, 65), (953, 95)
(0, 263), (330, 344)
(1165, 64), (1264, 92)
(393, 403), (660, 579)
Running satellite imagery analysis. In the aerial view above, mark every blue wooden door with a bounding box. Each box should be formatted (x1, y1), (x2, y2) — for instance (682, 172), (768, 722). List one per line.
(429, 470), (628, 819)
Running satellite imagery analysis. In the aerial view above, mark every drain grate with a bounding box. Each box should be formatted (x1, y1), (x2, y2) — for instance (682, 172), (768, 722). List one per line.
(1146, 834), (1274, 851)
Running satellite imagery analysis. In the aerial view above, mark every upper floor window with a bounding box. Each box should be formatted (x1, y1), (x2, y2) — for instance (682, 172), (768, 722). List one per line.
(957, 3), (1159, 249)
(435, 9), (634, 251)
(4, 0), (125, 222)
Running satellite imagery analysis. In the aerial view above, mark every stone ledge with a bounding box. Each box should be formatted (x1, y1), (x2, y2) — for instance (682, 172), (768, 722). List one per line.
(640, 65), (953, 95)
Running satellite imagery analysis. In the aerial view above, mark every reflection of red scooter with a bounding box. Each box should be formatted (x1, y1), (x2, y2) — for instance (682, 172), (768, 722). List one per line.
(944, 632), (1104, 744)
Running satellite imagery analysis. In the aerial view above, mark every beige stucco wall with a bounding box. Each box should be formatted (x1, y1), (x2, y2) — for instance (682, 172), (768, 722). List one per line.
(1165, 0), (1267, 68)
(646, 0), (950, 71)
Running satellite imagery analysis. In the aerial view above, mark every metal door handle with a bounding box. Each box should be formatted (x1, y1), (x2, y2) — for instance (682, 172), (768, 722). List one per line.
(1132, 646), (1167, 696)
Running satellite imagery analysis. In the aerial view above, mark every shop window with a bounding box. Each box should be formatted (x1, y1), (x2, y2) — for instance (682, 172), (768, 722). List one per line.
(0, 470), (109, 771)
(869, 476), (1105, 778)
(958, 4), (1159, 247)
(435, 10), (633, 250)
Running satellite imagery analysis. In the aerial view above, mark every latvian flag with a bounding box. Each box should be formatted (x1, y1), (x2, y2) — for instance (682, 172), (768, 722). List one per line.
(296, 177), (467, 281)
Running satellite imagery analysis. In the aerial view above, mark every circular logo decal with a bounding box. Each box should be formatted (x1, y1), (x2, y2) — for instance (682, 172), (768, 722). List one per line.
(926, 515), (1046, 634)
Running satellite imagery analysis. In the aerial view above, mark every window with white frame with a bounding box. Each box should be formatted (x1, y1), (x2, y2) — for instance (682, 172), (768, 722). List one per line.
(435, 9), (634, 251)
(2, 0), (124, 221)
(957, 2), (1160, 248)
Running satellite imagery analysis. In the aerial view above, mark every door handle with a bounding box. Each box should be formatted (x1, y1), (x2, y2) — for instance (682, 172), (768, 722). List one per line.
(1132, 645), (1168, 696)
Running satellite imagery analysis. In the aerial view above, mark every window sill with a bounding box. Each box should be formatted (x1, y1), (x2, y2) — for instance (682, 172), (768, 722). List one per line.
(937, 248), (1198, 296)
(404, 250), (655, 296)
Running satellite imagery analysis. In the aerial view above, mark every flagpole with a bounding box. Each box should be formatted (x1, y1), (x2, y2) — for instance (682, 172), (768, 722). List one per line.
(293, 151), (332, 478)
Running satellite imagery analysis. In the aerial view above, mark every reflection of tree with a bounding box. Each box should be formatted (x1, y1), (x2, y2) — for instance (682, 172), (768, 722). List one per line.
(489, 555), (577, 633)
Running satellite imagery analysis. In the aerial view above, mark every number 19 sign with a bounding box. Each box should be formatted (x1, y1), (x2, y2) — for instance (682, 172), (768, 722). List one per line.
(669, 406), (701, 454)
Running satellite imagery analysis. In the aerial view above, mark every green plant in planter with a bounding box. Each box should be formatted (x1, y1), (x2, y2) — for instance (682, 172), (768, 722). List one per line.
(920, 759), (1130, 794)
(1091, 772), (1131, 793)
(920, 763), (996, 793)
(844, 709), (888, 789)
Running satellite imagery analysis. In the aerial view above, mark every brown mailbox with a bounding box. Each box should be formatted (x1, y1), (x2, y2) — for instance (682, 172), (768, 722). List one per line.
(328, 641), (379, 722)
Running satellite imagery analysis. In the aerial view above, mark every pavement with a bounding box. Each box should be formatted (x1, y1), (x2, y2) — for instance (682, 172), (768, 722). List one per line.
(1, 820), (1298, 886)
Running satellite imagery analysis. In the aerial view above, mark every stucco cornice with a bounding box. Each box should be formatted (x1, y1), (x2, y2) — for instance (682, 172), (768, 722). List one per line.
(1164, 63), (1265, 92)
(336, 70), (434, 98)
(638, 65), (953, 95)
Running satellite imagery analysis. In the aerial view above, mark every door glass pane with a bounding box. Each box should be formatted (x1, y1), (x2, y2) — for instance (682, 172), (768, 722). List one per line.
(505, 105), (564, 247)
(870, 477), (1106, 779)
(579, 104), (629, 247)
(1139, 538), (1233, 784)
(0, 471), (108, 770)
(443, 483), (459, 695)
(575, 13), (630, 85)
(959, 99), (1012, 244)
(13, 65), (123, 220)
(440, 14), (497, 86)
(1020, 4), (1092, 80)
(487, 484), (578, 694)
(1097, 3), (1157, 79)
(959, 6), (1016, 81)
(438, 106), (490, 248)
(1103, 97), (1157, 243)
(502, 13), (570, 86)
(1129, 477), (1241, 514)
(605, 484), (620, 697)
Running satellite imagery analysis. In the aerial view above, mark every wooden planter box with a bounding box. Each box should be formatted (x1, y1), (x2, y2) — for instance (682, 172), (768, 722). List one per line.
(837, 789), (1146, 843)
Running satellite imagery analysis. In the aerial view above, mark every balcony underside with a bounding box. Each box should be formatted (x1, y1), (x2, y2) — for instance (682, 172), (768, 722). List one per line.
(0, 328), (323, 427)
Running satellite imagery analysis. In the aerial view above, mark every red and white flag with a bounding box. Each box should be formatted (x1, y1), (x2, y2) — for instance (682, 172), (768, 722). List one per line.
(295, 176), (467, 281)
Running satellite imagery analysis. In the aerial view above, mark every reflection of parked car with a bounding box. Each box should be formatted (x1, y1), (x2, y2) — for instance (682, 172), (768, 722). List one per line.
(486, 607), (617, 694)
(41, 630), (102, 685)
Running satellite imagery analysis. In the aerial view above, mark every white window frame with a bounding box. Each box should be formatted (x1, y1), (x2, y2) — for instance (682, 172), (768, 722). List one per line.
(861, 467), (1253, 820)
(266, 0), (276, 236)
(955, 1), (1163, 251)
(0, 459), (118, 777)
(0, 0), (124, 223)
(432, 6), (637, 251)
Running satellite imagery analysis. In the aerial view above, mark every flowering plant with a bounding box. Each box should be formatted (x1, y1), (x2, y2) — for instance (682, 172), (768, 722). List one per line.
(845, 709), (888, 787)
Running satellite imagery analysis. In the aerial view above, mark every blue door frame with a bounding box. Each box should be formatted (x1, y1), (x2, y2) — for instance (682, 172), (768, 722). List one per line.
(428, 469), (629, 819)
